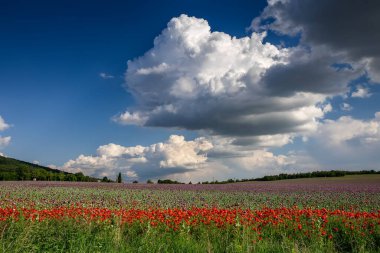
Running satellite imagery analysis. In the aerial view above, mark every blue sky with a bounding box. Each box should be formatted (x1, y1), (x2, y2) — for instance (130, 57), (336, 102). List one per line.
(1, 0), (379, 182)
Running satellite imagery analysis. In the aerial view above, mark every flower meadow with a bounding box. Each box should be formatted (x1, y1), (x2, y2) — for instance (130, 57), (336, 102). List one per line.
(0, 175), (379, 252)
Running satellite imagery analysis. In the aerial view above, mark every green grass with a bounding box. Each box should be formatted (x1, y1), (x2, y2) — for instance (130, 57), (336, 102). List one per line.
(2, 217), (378, 253)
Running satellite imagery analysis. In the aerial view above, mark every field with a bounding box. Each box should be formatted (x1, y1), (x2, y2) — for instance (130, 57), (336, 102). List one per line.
(1, 175), (380, 252)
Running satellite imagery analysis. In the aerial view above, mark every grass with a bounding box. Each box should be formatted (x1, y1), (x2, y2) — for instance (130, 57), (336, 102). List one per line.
(1, 215), (378, 253)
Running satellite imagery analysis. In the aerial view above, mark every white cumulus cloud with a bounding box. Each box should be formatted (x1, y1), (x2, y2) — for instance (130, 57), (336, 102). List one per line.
(62, 133), (306, 182)
(63, 135), (213, 181)
(115, 14), (354, 148)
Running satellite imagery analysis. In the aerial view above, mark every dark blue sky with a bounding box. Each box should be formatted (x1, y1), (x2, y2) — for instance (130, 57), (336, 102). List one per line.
(1, 0), (379, 181)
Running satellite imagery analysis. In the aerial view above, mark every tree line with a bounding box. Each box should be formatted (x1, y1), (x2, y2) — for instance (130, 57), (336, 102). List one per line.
(199, 170), (380, 184)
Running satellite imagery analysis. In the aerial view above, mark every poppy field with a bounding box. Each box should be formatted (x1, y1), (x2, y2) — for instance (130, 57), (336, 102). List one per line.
(0, 175), (379, 252)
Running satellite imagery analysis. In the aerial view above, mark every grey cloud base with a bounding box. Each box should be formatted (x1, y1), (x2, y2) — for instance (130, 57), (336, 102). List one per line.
(117, 15), (335, 141)
(253, 0), (380, 83)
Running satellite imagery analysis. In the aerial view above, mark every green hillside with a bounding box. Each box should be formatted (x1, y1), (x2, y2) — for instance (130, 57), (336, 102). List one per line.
(0, 155), (99, 182)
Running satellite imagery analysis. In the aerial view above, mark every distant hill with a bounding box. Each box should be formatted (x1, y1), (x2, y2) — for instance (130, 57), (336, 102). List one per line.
(0, 155), (100, 182)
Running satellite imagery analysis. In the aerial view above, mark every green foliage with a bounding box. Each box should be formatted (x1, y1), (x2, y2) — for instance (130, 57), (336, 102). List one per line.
(157, 179), (184, 184)
(102, 177), (112, 182)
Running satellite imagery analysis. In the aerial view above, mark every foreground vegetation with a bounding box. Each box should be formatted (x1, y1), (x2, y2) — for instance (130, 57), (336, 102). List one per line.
(1, 206), (379, 253)
(0, 175), (379, 252)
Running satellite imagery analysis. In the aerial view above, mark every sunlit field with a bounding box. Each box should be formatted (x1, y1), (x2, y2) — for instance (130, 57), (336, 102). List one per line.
(1, 175), (379, 252)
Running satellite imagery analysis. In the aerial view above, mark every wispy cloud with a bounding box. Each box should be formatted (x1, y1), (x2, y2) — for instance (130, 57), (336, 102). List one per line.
(99, 72), (115, 79)
(340, 103), (353, 111)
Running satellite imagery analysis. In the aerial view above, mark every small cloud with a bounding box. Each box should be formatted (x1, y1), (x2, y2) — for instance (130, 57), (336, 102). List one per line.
(340, 103), (353, 111)
(33, 160), (40, 165)
(0, 136), (11, 148)
(352, 85), (372, 98)
(99, 72), (115, 79)
(0, 116), (11, 149)
(0, 116), (10, 131)
(114, 111), (148, 126)
(126, 171), (138, 178)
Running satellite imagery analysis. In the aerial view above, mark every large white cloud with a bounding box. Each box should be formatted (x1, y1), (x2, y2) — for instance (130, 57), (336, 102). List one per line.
(115, 14), (351, 144)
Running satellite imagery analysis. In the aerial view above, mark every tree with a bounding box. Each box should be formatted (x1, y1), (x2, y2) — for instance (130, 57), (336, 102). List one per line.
(117, 172), (122, 183)
(75, 172), (85, 182)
